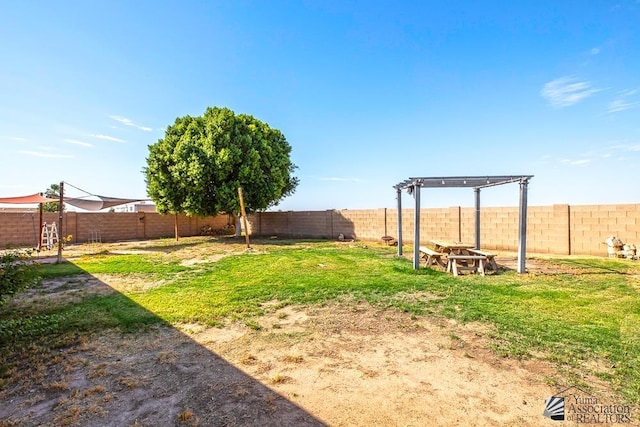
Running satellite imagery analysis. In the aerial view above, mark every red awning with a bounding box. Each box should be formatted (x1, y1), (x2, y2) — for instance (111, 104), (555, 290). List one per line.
(0, 193), (58, 204)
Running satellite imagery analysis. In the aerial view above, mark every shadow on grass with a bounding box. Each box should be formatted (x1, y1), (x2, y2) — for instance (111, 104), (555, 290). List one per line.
(0, 259), (325, 427)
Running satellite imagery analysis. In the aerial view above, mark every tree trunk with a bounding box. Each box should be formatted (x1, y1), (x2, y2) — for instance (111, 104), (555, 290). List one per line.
(174, 213), (179, 241)
(235, 214), (242, 237)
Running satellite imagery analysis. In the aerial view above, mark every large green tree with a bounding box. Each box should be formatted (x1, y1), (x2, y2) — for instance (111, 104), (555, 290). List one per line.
(144, 107), (298, 232)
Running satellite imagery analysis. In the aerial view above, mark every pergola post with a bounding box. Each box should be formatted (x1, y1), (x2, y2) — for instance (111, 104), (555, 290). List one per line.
(517, 179), (529, 273)
(396, 188), (403, 256)
(412, 184), (421, 270)
(474, 187), (481, 249)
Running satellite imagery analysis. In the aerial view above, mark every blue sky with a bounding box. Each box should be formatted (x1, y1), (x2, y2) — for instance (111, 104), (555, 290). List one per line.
(1, 1), (639, 210)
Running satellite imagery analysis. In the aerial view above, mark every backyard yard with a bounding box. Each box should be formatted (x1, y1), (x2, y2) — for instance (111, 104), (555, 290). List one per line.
(1, 237), (638, 426)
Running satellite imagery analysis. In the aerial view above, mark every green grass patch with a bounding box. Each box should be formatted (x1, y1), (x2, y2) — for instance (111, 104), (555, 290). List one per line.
(37, 253), (190, 280)
(2, 241), (639, 403)
(130, 247), (434, 323)
(71, 253), (189, 275)
(0, 293), (163, 346)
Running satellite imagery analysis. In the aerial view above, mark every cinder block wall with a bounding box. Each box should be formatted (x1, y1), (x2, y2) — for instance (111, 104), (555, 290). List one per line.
(246, 204), (640, 256)
(2, 204), (639, 256)
(570, 204), (640, 255)
(0, 212), (229, 248)
(0, 212), (46, 248)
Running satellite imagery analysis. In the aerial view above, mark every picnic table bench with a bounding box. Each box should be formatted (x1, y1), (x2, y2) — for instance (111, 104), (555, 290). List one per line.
(446, 254), (488, 277)
(419, 246), (447, 269)
(466, 249), (498, 271)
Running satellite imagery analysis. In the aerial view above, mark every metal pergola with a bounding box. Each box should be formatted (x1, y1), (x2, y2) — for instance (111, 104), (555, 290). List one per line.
(393, 175), (534, 274)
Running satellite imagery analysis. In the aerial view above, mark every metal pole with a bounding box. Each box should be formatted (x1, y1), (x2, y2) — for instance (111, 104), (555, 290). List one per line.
(474, 187), (481, 249)
(517, 179), (529, 273)
(396, 188), (403, 256)
(57, 181), (64, 263)
(413, 184), (421, 270)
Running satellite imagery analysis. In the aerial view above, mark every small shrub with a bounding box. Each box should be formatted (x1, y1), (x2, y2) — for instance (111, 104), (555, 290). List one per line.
(0, 249), (40, 308)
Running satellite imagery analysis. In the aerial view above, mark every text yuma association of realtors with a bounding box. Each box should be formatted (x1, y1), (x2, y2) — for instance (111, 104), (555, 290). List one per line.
(567, 396), (632, 424)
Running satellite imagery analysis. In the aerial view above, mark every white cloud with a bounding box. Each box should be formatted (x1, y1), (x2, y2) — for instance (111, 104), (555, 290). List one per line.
(607, 99), (636, 113)
(18, 150), (73, 159)
(541, 77), (601, 108)
(560, 158), (591, 166)
(109, 115), (152, 132)
(63, 138), (93, 147)
(571, 159), (591, 166)
(607, 88), (638, 113)
(590, 47), (600, 55)
(618, 88), (638, 97)
(604, 143), (640, 154)
(2, 136), (28, 142)
(90, 134), (126, 143)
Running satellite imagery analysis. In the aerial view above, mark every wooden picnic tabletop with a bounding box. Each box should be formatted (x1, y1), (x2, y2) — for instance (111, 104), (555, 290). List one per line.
(429, 240), (474, 250)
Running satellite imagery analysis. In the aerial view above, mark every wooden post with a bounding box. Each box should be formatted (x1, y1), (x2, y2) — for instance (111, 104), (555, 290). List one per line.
(38, 202), (43, 251)
(56, 181), (64, 263)
(238, 187), (251, 249)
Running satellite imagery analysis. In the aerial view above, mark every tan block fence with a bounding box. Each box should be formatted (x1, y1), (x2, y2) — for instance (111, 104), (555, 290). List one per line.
(1, 204), (639, 256)
(0, 211), (230, 249)
(244, 204), (640, 256)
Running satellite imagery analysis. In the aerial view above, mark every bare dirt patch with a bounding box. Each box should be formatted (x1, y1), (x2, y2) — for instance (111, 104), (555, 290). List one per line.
(2, 285), (564, 426)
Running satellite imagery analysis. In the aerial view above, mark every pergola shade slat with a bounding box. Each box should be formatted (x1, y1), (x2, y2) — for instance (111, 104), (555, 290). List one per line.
(394, 175), (533, 190)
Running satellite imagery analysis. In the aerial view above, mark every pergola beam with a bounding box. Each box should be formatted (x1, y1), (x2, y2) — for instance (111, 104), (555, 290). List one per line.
(396, 176), (532, 190)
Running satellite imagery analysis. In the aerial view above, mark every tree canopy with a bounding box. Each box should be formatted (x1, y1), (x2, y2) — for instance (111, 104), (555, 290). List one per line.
(43, 183), (60, 213)
(144, 107), (298, 217)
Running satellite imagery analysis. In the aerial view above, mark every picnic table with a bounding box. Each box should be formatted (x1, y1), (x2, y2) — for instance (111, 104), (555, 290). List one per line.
(424, 240), (497, 277)
(430, 240), (474, 255)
